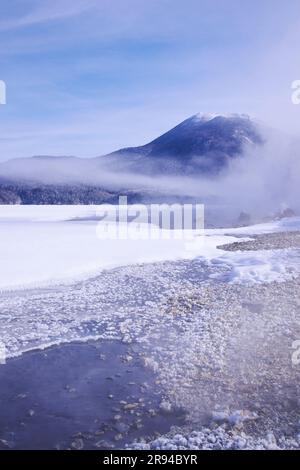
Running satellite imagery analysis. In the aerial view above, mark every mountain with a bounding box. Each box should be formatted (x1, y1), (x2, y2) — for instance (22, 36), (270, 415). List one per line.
(0, 113), (264, 204)
(101, 113), (263, 175)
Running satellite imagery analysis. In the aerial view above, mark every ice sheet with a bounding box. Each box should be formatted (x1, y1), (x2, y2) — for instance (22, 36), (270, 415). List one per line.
(0, 206), (299, 290)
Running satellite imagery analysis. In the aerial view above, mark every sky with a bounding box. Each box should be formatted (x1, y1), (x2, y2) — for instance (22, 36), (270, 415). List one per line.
(0, 0), (300, 161)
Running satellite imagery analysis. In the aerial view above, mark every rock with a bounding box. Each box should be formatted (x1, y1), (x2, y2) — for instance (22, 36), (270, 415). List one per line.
(123, 403), (138, 411)
(234, 437), (247, 449)
(159, 400), (172, 414)
(16, 393), (27, 399)
(173, 434), (188, 447)
(94, 440), (115, 449)
(122, 335), (132, 344)
(114, 422), (130, 434)
(143, 357), (159, 372)
(0, 439), (14, 449)
(124, 355), (133, 362)
(133, 420), (144, 430)
(71, 438), (84, 450)
(264, 432), (279, 450)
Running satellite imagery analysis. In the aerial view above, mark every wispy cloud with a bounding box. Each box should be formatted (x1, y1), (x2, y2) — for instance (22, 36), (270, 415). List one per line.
(0, 0), (300, 160)
(0, 0), (99, 31)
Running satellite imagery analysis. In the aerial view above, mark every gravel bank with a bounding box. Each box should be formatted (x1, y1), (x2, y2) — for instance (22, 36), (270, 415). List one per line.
(219, 231), (300, 251)
(127, 232), (300, 449)
(128, 426), (300, 450)
(128, 425), (300, 450)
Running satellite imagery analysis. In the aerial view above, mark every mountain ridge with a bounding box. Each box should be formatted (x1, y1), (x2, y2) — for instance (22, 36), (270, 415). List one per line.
(102, 113), (263, 172)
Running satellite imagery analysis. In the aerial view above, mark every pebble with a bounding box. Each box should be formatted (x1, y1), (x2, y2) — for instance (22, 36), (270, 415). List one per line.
(123, 403), (138, 411)
(159, 400), (172, 413)
(71, 438), (84, 450)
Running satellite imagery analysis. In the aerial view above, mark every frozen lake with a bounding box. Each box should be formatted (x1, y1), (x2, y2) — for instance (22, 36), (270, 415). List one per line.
(1, 205), (300, 291)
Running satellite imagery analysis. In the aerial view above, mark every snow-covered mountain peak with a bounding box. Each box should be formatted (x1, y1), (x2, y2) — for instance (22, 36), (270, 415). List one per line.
(193, 112), (251, 122)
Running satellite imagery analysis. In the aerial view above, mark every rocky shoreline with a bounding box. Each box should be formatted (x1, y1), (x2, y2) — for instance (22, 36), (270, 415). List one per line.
(219, 230), (300, 251)
(128, 424), (300, 450)
(128, 231), (300, 449)
(1, 229), (300, 449)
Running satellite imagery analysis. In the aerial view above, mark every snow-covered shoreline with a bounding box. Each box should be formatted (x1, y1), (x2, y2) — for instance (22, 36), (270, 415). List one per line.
(1, 205), (300, 291)
(1, 206), (300, 361)
(1, 213), (300, 449)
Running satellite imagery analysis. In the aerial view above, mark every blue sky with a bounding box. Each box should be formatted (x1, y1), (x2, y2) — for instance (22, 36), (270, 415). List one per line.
(0, 0), (300, 160)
